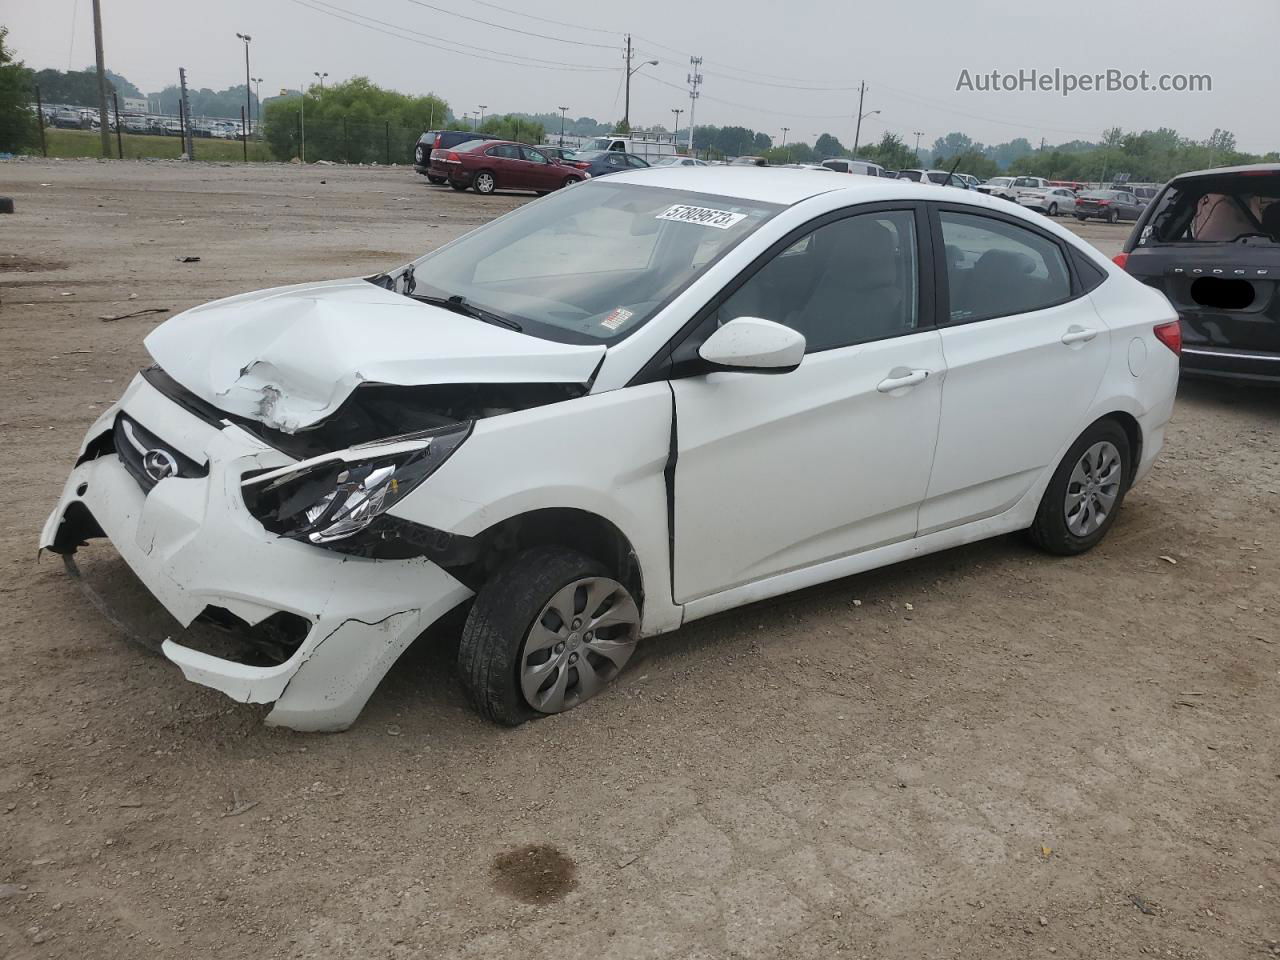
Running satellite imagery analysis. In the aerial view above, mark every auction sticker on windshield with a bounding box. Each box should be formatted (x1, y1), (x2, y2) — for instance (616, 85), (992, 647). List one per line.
(657, 204), (748, 229)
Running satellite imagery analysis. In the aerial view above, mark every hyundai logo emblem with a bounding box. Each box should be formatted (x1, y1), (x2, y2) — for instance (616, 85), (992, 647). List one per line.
(142, 448), (179, 483)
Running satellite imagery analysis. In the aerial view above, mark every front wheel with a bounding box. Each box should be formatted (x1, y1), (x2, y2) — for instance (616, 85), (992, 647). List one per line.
(1107, 208), (1119, 224)
(562, 176), (581, 189)
(1047, 202), (1058, 217)
(473, 170), (497, 195)
(1029, 419), (1131, 555)
(457, 547), (641, 726)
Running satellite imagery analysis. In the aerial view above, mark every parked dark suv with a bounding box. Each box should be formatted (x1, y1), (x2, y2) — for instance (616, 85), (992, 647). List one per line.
(413, 130), (494, 183)
(1117, 163), (1280, 384)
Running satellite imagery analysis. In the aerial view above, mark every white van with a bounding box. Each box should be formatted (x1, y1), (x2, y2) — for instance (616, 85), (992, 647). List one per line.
(589, 135), (678, 163)
(820, 158), (884, 177)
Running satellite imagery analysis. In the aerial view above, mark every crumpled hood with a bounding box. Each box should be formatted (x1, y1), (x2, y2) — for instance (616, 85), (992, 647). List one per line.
(144, 278), (606, 432)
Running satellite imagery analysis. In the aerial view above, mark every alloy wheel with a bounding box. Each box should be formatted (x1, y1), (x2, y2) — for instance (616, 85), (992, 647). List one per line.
(519, 576), (639, 714)
(1064, 441), (1123, 537)
(475, 172), (495, 194)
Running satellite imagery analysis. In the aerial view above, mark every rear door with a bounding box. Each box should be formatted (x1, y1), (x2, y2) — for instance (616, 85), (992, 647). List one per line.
(921, 205), (1110, 533)
(483, 144), (521, 188)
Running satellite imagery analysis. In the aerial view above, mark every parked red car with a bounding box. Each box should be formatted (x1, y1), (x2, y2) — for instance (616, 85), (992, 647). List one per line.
(429, 139), (590, 195)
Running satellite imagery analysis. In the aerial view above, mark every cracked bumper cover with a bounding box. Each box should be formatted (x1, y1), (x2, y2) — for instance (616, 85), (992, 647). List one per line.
(40, 374), (474, 732)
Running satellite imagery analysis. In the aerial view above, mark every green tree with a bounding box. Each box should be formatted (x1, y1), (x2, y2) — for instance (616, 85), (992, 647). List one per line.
(862, 131), (916, 170)
(31, 66), (111, 106)
(0, 28), (37, 154)
(813, 132), (844, 158)
(261, 77), (448, 163)
(104, 69), (141, 98)
(478, 113), (545, 144)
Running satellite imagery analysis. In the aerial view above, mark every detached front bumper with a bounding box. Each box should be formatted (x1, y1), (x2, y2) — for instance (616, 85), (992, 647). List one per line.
(40, 374), (473, 731)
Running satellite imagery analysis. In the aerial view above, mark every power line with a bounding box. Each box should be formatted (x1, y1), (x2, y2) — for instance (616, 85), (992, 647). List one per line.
(463, 0), (620, 36)
(289, 0), (616, 71)
(397, 0), (618, 49)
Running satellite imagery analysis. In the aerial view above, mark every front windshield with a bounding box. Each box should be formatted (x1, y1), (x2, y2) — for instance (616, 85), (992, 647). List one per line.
(408, 182), (782, 344)
(590, 137), (614, 151)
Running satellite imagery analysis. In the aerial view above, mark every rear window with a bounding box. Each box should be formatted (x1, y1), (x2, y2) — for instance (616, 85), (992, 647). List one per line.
(1139, 172), (1280, 245)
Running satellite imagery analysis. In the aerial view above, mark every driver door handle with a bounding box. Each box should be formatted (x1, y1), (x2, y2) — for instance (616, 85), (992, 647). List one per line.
(876, 368), (930, 393)
(1061, 326), (1098, 345)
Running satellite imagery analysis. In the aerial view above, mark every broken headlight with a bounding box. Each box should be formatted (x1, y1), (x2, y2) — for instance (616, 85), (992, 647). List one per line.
(242, 423), (471, 545)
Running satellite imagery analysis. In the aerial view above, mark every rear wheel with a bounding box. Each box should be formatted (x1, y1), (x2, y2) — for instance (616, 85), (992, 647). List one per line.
(457, 547), (641, 726)
(1107, 208), (1119, 224)
(427, 175), (447, 185)
(1075, 214), (1087, 221)
(1029, 419), (1131, 555)
(473, 170), (497, 195)
(450, 181), (468, 192)
(1047, 202), (1058, 217)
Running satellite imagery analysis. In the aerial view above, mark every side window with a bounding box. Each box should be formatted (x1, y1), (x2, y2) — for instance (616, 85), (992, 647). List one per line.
(719, 210), (919, 353)
(522, 147), (549, 164)
(940, 211), (1072, 322)
(487, 144), (519, 159)
(626, 155), (649, 168)
(606, 154), (626, 168)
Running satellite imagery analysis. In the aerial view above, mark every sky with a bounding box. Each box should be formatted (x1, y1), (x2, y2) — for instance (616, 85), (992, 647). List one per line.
(7, 0), (1278, 153)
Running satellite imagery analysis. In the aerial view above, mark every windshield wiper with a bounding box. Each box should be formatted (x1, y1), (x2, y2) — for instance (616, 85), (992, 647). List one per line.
(410, 292), (523, 332)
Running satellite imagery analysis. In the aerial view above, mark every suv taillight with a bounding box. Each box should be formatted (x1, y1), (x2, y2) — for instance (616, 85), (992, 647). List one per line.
(1112, 252), (1129, 269)
(1154, 321), (1182, 356)
(433, 134), (442, 149)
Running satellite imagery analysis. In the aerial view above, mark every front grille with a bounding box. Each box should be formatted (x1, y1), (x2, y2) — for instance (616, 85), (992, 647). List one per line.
(113, 414), (208, 493)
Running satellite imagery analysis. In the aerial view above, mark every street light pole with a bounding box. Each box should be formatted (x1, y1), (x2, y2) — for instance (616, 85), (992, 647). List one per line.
(314, 71), (327, 93)
(479, 104), (487, 129)
(622, 35), (658, 132)
(781, 126), (790, 162)
(558, 106), (568, 146)
(236, 33), (252, 135)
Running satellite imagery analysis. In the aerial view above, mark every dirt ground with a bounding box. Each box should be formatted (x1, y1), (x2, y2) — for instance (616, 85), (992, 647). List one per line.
(1, 158), (1277, 960)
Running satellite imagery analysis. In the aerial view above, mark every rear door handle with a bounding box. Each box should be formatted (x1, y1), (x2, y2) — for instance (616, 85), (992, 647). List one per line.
(877, 368), (930, 393)
(1061, 326), (1098, 345)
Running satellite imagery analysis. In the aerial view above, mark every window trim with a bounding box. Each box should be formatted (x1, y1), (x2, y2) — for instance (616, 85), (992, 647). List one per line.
(928, 202), (1085, 328)
(629, 200), (936, 385)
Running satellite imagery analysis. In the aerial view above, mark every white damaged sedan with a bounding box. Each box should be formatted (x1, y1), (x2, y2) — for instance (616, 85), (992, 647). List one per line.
(42, 170), (1180, 730)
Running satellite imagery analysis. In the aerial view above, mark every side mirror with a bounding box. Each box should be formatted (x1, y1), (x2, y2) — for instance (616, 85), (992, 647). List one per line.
(697, 317), (805, 373)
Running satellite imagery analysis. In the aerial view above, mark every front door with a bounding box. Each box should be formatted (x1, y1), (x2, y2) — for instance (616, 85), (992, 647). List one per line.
(519, 146), (558, 191)
(920, 207), (1111, 533)
(671, 206), (945, 603)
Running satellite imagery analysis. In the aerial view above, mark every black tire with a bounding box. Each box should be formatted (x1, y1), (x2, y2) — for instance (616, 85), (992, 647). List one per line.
(1029, 418), (1131, 556)
(535, 190), (550, 197)
(427, 175), (447, 185)
(458, 546), (615, 726)
(1075, 214), (1087, 221)
(473, 170), (497, 195)
(1047, 202), (1058, 217)
(449, 181), (469, 192)
(562, 176), (581, 189)
(1107, 208), (1119, 224)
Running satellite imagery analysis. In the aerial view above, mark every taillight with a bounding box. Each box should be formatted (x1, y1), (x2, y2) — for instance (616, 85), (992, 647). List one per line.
(1096, 200), (1110, 206)
(572, 161), (590, 169)
(445, 151), (460, 163)
(1154, 321), (1182, 356)
(1112, 252), (1129, 269)
(433, 134), (441, 148)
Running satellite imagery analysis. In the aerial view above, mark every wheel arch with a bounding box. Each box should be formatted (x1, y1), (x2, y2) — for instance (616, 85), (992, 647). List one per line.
(1099, 410), (1142, 486)
(448, 507), (645, 613)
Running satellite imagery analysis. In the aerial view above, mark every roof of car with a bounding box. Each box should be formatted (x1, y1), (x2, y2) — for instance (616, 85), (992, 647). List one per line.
(600, 166), (1008, 206)
(1170, 162), (1280, 181)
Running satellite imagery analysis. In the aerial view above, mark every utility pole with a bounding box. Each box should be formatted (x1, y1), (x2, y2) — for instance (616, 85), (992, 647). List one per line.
(178, 67), (194, 159)
(236, 34), (252, 135)
(671, 108), (683, 146)
(558, 105), (568, 146)
(91, 0), (111, 157)
(852, 80), (866, 158)
(623, 34), (632, 130)
(687, 56), (702, 155)
(253, 77), (263, 127)
(112, 91), (123, 158)
(913, 130), (923, 159)
(620, 40), (657, 132)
